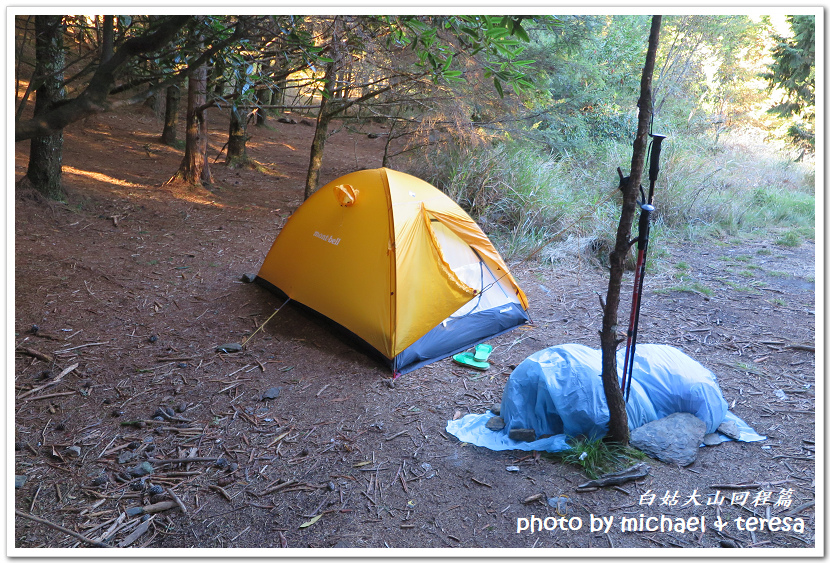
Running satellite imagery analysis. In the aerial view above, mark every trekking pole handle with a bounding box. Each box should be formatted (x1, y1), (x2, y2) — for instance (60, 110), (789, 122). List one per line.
(636, 204), (654, 250)
(647, 134), (666, 203)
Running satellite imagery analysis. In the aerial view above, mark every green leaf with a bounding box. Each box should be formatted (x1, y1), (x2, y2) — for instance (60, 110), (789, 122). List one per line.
(512, 22), (530, 42)
(485, 26), (509, 39)
(442, 53), (453, 72)
(493, 77), (504, 98)
(299, 514), (322, 528)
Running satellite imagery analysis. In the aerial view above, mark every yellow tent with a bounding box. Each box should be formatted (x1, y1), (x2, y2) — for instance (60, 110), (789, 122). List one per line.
(256, 168), (529, 374)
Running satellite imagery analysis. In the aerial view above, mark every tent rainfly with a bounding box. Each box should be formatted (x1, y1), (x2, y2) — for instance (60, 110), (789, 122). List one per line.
(256, 168), (530, 374)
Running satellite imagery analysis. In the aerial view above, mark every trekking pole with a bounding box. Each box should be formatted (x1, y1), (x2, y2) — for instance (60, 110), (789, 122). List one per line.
(621, 134), (666, 401)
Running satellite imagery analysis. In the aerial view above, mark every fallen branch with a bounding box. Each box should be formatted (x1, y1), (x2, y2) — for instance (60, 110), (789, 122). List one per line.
(578, 463), (651, 489)
(708, 479), (792, 490)
(787, 344), (815, 353)
(23, 391), (77, 402)
(117, 518), (154, 548)
(783, 500), (815, 517)
(17, 346), (55, 364)
(262, 480), (297, 495)
(15, 508), (112, 548)
(151, 457), (222, 466)
(17, 363), (78, 400)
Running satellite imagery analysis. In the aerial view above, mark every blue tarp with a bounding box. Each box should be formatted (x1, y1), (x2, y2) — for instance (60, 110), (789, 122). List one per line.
(446, 343), (765, 452)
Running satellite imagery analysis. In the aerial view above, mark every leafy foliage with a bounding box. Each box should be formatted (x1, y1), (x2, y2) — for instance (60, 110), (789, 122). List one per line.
(762, 15), (815, 148)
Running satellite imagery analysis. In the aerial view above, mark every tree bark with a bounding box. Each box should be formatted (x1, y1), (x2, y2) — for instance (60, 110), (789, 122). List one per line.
(101, 15), (114, 63)
(254, 88), (271, 126)
(25, 15), (66, 199)
(160, 84), (180, 145)
(599, 15), (662, 446)
(303, 59), (337, 200)
(225, 66), (254, 168)
(168, 62), (210, 185)
(225, 103), (249, 166)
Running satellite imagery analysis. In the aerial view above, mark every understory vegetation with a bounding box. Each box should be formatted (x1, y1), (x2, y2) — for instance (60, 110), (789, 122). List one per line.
(399, 14), (815, 265)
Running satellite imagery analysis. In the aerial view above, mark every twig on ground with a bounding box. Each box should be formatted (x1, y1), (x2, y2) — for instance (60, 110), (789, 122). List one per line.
(15, 509), (112, 548)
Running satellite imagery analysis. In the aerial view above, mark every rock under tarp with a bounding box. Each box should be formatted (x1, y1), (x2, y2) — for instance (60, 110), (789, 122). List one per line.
(446, 343), (765, 453)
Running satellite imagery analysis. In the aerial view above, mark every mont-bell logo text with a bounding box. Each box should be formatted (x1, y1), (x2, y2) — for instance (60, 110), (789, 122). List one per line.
(313, 231), (341, 246)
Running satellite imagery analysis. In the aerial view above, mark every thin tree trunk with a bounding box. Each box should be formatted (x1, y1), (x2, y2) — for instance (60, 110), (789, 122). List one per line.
(254, 88), (271, 126)
(226, 104), (248, 165)
(599, 15), (662, 446)
(161, 85), (180, 145)
(198, 98), (212, 184)
(304, 59), (337, 200)
(25, 15), (65, 199)
(168, 62), (209, 185)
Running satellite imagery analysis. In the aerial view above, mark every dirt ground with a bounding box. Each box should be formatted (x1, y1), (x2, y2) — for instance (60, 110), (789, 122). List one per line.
(13, 106), (817, 552)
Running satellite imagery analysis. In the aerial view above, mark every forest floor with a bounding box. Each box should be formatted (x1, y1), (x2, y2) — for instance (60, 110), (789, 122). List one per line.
(13, 106), (817, 553)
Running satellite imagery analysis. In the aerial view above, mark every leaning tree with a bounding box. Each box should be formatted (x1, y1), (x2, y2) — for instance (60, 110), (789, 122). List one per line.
(16, 15), (192, 198)
(599, 15), (662, 446)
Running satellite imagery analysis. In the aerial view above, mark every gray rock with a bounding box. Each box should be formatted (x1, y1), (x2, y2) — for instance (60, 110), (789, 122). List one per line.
(240, 273), (257, 283)
(64, 445), (82, 458)
(717, 420), (741, 440)
(118, 451), (136, 464)
(703, 433), (721, 446)
(262, 387), (281, 401)
(508, 428), (536, 442)
(216, 342), (242, 353)
(548, 496), (569, 514)
(485, 416), (505, 431)
(127, 462), (154, 478)
(630, 412), (707, 466)
(126, 506), (145, 517)
(490, 404), (501, 416)
(15, 475), (27, 489)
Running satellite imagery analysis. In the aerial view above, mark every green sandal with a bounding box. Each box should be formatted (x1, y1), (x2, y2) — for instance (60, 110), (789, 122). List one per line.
(452, 351), (490, 371)
(474, 343), (493, 362)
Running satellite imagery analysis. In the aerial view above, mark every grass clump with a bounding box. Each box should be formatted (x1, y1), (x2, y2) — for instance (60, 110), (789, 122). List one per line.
(556, 437), (647, 479)
(657, 281), (713, 296)
(776, 230), (802, 247)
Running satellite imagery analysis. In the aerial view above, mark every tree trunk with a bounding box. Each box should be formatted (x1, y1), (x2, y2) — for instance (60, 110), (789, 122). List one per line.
(304, 59), (337, 200)
(224, 63), (254, 168)
(226, 104), (248, 165)
(599, 15), (662, 446)
(101, 15), (114, 63)
(198, 98), (212, 185)
(168, 63), (210, 185)
(160, 84), (180, 145)
(254, 88), (271, 126)
(25, 15), (65, 199)
(304, 16), (343, 200)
